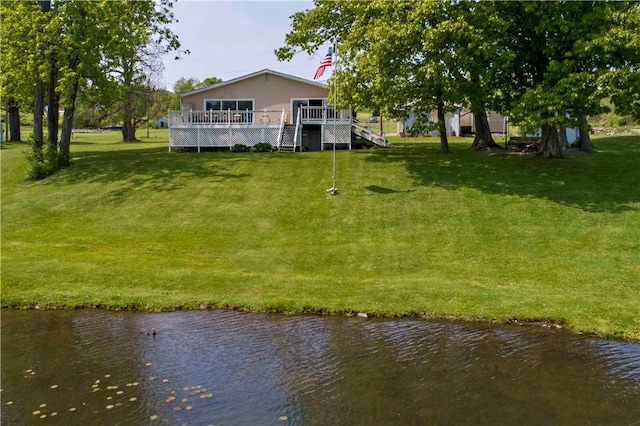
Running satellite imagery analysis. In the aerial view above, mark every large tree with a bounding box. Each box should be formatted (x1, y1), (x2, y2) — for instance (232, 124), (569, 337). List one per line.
(503, 1), (637, 157)
(54, 0), (109, 160)
(277, 1), (515, 151)
(278, 1), (639, 158)
(97, 0), (183, 142)
(415, 1), (511, 150)
(1, 0), (183, 174)
(0, 1), (49, 146)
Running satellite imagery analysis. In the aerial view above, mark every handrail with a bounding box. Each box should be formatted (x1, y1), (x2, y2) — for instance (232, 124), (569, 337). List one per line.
(293, 106), (302, 151)
(276, 109), (286, 149)
(352, 118), (388, 147)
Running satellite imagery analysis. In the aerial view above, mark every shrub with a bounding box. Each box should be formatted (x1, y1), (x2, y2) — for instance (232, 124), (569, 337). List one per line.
(26, 146), (69, 180)
(251, 142), (274, 152)
(25, 135), (70, 180)
(231, 143), (250, 152)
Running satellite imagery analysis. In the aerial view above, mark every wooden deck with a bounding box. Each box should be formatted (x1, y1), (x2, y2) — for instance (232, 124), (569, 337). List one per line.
(168, 107), (352, 152)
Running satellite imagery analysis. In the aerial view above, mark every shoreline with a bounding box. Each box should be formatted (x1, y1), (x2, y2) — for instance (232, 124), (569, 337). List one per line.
(6, 302), (637, 343)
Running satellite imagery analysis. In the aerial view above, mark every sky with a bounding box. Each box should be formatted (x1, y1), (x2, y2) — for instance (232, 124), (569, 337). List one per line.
(160, 0), (332, 91)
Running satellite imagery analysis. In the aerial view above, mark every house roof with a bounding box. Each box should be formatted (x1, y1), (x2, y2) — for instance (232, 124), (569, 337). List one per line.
(179, 69), (327, 97)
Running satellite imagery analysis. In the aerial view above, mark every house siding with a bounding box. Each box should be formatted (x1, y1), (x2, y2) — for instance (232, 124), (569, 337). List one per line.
(181, 72), (329, 124)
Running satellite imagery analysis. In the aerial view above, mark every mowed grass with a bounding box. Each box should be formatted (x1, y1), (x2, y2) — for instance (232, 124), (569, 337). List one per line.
(2, 130), (639, 340)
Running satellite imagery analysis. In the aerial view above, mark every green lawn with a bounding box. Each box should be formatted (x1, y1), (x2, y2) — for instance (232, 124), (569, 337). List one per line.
(2, 130), (639, 341)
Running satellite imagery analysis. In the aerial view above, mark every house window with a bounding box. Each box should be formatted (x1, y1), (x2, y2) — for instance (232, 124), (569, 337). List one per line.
(221, 100), (236, 111)
(204, 99), (254, 123)
(205, 100), (221, 111)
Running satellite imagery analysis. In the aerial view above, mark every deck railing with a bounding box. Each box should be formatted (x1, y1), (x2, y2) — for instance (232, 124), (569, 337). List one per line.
(169, 109), (283, 127)
(169, 107), (352, 128)
(300, 106), (351, 123)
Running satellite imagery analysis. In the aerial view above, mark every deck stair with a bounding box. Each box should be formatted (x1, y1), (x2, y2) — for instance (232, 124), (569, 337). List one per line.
(278, 125), (297, 152)
(352, 120), (388, 147)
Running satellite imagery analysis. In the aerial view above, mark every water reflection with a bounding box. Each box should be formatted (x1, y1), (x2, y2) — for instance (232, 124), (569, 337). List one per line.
(2, 310), (639, 425)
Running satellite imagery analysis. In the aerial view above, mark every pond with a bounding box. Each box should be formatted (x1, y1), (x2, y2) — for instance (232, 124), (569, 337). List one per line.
(2, 310), (639, 425)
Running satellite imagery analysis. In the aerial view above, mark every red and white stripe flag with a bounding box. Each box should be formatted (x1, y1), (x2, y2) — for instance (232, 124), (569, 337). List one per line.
(313, 47), (332, 80)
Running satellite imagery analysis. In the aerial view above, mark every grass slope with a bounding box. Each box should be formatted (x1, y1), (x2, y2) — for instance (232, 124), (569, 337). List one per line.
(2, 130), (639, 341)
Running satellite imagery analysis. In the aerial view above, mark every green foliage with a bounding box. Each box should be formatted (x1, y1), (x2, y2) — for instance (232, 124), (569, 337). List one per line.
(25, 140), (70, 180)
(500, 2), (638, 135)
(251, 142), (274, 152)
(594, 3), (640, 122)
(1, 0), (184, 146)
(0, 1), (44, 109)
(278, 1), (509, 119)
(231, 143), (251, 152)
(171, 76), (223, 110)
(278, 1), (640, 156)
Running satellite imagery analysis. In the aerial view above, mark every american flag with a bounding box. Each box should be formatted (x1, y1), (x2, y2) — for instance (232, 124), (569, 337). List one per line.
(313, 47), (332, 80)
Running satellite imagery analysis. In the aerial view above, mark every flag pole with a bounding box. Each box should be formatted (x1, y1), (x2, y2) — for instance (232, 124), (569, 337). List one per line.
(328, 40), (338, 196)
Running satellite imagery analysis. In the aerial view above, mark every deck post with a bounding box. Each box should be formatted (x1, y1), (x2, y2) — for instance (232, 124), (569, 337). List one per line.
(228, 108), (232, 149)
(167, 109), (172, 152)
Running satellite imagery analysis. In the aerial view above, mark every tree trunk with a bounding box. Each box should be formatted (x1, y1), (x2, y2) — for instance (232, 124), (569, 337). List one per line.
(471, 111), (500, 150)
(578, 114), (593, 153)
(122, 118), (137, 142)
(437, 98), (449, 153)
(34, 77), (45, 152)
(558, 127), (568, 149)
(121, 88), (138, 142)
(60, 58), (81, 162)
(7, 100), (21, 141)
(33, 0), (50, 153)
(60, 108), (74, 164)
(47, 50), (59, 150)
(537, 123), (565, 158)
(558, 107), (568, 149)
(37, 1), (50, 12)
